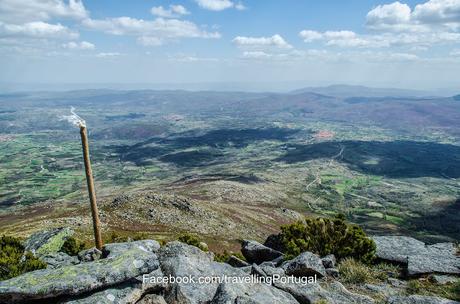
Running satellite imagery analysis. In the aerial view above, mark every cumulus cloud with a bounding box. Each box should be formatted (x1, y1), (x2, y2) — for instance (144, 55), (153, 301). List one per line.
(62, 40), (95, 50)
(0, 0), (88, 23)
(0, 21), (78, 39)
(151, 5), (190, 18)
(194, 0), (244, 11)
(233, 34), (292, 50)
(83, 16), (221, 46)
(366, 0), (460, 32)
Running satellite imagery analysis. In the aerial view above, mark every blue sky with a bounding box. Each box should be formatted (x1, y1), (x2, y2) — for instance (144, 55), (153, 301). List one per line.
(1, 0), (460, 91)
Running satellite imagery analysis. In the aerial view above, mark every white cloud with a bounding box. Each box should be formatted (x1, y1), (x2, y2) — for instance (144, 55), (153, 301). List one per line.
(299, 30), (323, 42)
(62, 40), (95, 50)
(83, 17), (221, 44)
(137, 36), (163, 46)
(96, 52), (121, 58)
(0, 0), (88, 23)
(413, 0), (460, 24)
(194, 0), (244, 11)
(0, 21), (78, 39)
(366, 2), (413, 31)
(235, 2), (247, 10)
(450, 49), (460, 56)
(366, 0), (460, 32)
(233, 34), (292, 50)
(242, 51), (272, 59)
(151, 5), (190, 18)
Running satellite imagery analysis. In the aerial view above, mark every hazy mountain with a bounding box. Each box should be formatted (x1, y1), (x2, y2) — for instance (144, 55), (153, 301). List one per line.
(291, 84), (436, 98)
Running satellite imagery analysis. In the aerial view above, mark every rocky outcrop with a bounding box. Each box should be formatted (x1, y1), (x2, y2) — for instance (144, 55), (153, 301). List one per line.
(1, 231), (458, 304)
(227, 255), (250, 268)
(387, 295), (460, 304)
(24, 227), (73, 256)
(158, 241), (297, 304)
(0, 242), (159, 303)
(41, 252), (79, 269)
(282, 251), (326, 278)
(78, 247), (102, 262)
(373, 236), (460, 276)
(241, 240), (283, 264)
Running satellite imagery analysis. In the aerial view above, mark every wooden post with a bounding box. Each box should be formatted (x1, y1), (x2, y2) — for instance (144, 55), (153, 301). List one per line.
(80, 125), (103, 250)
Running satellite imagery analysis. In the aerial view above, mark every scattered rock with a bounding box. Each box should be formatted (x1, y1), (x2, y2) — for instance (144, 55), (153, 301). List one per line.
(263, 233), (285, 252)
(322, 254), (337, 269)
(78, 247), (102, 262)
(137, 294), (168, 304)
(103, 240), (160, 258)
(326, 268), (340, 278)
(241, 240), (283, 264)
(227, 255), (250, 268)
(373, 236), (460, 276)
(430, 275), (459, 285)
(0, 243), (159, 303)
(282, 251), (326, 278)
(41, 252), (79, 269)
(387, 295), (459, 304)
(210, 281), (298, 304)
(158, 241), (297, 304)
(273, 280), (374, 304)
(24, 227), (73, 256)
(62, 281), (145, 304)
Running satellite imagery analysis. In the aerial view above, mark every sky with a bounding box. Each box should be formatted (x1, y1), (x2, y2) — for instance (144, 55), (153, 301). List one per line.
(1, 0), (460, 91)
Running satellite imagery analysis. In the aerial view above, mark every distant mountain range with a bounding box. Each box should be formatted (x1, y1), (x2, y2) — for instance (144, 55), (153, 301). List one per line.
(290, 85), (437, 98)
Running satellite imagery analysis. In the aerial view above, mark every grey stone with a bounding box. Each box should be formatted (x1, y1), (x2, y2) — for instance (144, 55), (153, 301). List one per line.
(210, 282), (298, 304)
(227, 255), (250, 268)
(0, 243), (160, 303)
(78, 247), (102, 262)
(241, 240), (283, 264)
(136, 294), (168, 304)
(282, 251), (326, 278)
(103, 240), (161, 258)
(387, 295), (460, 304)
(259, 265), (285, 278)
(158, 241), (297, 304)
(430, 275), (459, 285)
(41, 252), (79, 269)
(62, 281), (145, 304)
(24, 227), (73, 256)
(373, 236), (460, 276)
(322, 254), (337, 269)
(326, 268), (340, 278)
(272, 276), (374, 304)
(136, 268), (168, 293)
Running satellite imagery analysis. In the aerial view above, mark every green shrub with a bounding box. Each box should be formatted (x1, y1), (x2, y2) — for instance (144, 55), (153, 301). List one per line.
(214, 250), (246, 263)
(61, 237), (85, 256)
(280, 215), (376, 262)
(0, 235), (46, 281)
(178, 234), (208, 252)
(105, 231), (150, 244)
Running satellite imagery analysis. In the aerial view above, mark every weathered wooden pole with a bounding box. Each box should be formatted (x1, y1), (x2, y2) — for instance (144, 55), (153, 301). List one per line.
(80, 125), (103, 250)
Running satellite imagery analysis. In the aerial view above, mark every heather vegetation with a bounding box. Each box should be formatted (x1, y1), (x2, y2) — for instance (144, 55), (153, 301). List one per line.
(0, 236), (46, 280)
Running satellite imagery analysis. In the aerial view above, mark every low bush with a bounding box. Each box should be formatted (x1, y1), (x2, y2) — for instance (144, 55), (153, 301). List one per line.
(280, 214), (376, 262)
(178, 234), (208, 252)
(0, 235), (46, 281)
(61, 237), (85, 256)
(214, 250), (246, 263)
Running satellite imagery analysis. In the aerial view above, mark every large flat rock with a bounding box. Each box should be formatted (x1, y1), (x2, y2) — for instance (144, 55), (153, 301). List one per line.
(0, 242), (159, 303)
(373, 236), (460, 276)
